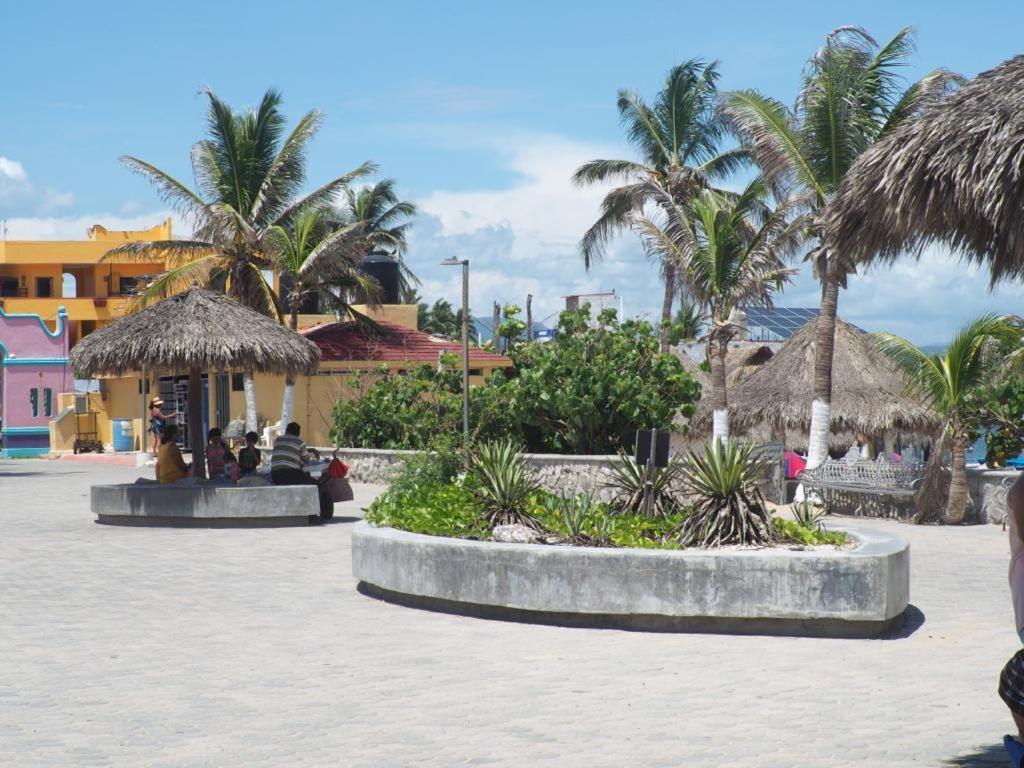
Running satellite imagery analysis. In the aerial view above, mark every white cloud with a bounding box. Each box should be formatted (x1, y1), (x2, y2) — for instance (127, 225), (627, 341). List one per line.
(0, 157), (75, 213)
(407, 132), (1023, 345)
(4, 211), (171, 240)
(0, 157), (27, 182)
(410, 133), (663, 324)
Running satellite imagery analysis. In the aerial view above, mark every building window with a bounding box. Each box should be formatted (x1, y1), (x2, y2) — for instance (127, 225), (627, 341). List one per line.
(119, 276), (140, 295)
(36, 277), (53, 298)
(29, 388), (39, 417)
(231, 373), (244, 392)
(44, 388), (53, 417)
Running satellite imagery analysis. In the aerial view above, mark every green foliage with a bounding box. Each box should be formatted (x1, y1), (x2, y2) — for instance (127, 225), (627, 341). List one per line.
(366, 482), (487, 539)
(605, 450), (684, 517)
(386, 434), (466, 498)
(967, 374), (1024, 467)
(500, 305), (701, 453)
(773, 517), (847, 547)
(667, 302), (704, 345)
(677, 440), (776, 547)
(790, 501), (825, 531)
(530, 490), (686, 548)
(331, 304), (700, 455)
(467, 440), (540, 528)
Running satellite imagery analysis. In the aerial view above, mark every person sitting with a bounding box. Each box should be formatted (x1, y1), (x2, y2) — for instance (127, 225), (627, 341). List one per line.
(237, 431), (261, 476)
(205, 427), (237, 480)
(270, 422), (332, 522)
(156, 424), (190, 484)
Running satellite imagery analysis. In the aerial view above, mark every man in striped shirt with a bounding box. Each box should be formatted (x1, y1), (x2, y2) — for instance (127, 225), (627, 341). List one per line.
(271, 422), (332, 521)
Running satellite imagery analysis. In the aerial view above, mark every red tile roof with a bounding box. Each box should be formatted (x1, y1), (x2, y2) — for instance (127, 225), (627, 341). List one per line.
(301, 321), (513, 366)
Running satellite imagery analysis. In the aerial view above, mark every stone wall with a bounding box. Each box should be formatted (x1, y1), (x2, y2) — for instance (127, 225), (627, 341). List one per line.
(966, 467), (1018, 525)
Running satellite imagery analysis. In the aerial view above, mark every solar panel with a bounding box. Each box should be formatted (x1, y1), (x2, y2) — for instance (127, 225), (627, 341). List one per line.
(742, 307), (819, 341)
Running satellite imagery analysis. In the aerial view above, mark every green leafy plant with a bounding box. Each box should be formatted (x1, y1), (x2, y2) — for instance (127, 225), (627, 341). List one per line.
(677, 440), (776, 548)
(605, 450), (684, 517)
(366, 482), (486, 539)
(773, 517), (847, 547)
(467, 440), (540, 529)
(386, 434), (466, 498)
(791, 501), (826, 532)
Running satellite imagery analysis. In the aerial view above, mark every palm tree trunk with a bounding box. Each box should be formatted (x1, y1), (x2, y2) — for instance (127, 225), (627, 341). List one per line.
(660, 263), (676, 353)
(710, 335), (729, 446)
(188, 366), (207, 480)
(806, 273), (840, 469)
(243, 372), (258, 434)
(281, 306), (299, 427)
(944, 431), (969, 524)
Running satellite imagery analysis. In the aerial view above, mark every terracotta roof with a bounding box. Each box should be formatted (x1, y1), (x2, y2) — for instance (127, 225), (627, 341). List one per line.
(301, 321), (513, 366)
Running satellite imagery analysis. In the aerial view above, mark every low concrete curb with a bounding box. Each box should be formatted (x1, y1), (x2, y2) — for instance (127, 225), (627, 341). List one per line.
(352, 522), (910, 637)
(91, 483), (321, 527)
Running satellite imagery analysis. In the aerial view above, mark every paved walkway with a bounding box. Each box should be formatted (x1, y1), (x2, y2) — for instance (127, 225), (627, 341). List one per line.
(0, 460), (1020, 767)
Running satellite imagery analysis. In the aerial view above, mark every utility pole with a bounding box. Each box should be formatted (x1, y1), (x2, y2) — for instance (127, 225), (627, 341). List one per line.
(492, 302), (501, 352)
(526, 294), (533, 345)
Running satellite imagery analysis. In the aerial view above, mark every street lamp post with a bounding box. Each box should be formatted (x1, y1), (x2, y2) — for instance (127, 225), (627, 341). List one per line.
(441, 257), (470, 460)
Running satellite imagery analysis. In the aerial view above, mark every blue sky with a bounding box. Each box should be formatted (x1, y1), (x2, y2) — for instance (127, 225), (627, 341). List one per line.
(3, 1), (1024, 343)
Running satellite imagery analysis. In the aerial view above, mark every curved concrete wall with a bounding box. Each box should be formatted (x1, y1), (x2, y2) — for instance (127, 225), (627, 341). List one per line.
(91, 483), (319, 526)
(352, 522), (910, 636)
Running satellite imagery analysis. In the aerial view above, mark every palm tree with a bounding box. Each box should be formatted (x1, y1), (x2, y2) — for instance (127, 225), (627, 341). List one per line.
(634, 179), (804, 444)
(573, 60), (747, 352)
(873, 315), (1020, 524)
(103, 88), (375, 431)
(721, 27), (962, 468)
(265, 207), (380, 425)
(339, 179), (418, 301)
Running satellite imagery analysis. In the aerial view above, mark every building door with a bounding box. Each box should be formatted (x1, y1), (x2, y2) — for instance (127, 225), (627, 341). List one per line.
(214, 373), (229, 430)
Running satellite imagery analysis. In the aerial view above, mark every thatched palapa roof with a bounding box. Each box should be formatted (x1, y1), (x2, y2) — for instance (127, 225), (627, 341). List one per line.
(675, 345), (774, 391)
(69, 287), (321, 377)
(689, 318), (941, 447)
(825, 55), (1024, 279)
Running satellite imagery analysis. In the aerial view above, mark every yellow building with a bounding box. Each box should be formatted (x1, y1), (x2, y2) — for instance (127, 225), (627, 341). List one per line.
(0, 219), (173, 345)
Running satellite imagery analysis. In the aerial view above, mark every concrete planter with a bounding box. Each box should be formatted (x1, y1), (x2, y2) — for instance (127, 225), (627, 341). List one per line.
(352, 521), (910, 637)
(91, 483), (320, 527)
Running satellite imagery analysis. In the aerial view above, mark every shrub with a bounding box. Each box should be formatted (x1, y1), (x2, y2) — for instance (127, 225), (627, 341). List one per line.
(791, 501), (826, 531)
(676, 440), (776, 548)
(605, 450), (684, 517)
(773, 517), (847, 547)
(386, 434), (466, 498)
(467, 440), (540, 528)
(366, 482), (486, 539)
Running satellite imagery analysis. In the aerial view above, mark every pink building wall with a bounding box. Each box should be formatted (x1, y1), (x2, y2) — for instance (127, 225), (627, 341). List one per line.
(0, 306), (71, 457)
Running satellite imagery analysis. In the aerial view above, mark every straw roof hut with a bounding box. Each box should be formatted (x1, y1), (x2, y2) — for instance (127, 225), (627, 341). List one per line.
(824, 55), (1024, 280)
(70, 287), (320, 477)
(689, 318), (941, 449)
(676, 345), (774, 392)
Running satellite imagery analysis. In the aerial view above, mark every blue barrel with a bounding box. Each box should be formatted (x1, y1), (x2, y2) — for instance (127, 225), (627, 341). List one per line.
(112, 419), (134, 452)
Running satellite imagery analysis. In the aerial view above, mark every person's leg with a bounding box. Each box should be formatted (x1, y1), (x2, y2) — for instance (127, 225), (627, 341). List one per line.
(1001, 650), (1024, 766)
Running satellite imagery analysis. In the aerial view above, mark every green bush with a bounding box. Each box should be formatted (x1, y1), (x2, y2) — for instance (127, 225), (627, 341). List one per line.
(366, 482), (486, 539)
(331, 305), (701, 455)
(386, 434), (466, 498)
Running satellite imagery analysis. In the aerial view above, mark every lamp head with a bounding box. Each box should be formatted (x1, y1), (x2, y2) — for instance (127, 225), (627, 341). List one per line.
(440, 257), (466, 266)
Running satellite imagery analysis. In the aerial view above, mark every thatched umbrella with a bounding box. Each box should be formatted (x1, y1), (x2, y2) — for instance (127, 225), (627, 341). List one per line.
(824, 55), (1024, 280)
(69, 287), (320, 479)
(676, 345), (774, 393)
(689, 319), (941, 448)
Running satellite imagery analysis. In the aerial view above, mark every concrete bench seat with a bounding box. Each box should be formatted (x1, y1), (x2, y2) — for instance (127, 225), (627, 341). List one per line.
(91, 483), (321, 527)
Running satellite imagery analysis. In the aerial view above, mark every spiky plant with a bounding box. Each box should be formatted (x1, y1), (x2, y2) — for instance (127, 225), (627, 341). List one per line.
(677, 440), (776, 547)
(468, 440), (541, 529)
(606, 450), (684, 517)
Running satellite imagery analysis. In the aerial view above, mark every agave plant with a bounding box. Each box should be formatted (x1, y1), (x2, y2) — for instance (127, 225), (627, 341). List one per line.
(468, 440), (541, 529)
(606, 450), (684, 517)
(677, 440), (776, 548)
(791, 501), (826, 532)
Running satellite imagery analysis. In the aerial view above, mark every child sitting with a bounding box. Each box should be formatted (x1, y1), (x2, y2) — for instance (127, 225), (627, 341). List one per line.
(205, 428), (237, 480)
(237, 431), (262, 476)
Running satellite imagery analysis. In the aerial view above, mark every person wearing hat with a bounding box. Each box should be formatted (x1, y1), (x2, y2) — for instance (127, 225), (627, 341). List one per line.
(148, 397), (177, 455)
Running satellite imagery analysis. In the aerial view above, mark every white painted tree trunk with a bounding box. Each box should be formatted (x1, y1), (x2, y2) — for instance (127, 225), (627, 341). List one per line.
(280, 378), (294, 429)
(806, 400), (831, 470)
(243, 372), (258, 433)
(712, 409), (730, 447)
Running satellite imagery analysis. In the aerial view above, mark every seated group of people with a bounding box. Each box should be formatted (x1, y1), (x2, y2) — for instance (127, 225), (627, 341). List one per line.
(155, 421), (333, 519)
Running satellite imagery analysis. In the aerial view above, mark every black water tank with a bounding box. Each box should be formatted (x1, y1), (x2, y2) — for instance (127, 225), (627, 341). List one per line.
(360, 252), (400, 304)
